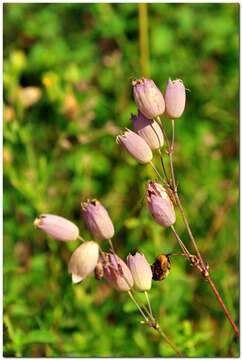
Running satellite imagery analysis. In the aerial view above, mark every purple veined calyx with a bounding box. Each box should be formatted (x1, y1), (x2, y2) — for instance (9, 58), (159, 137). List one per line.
(132, 78), (165, 120)
(81, 199), (115, 240)
(164, 78), (186, 119)
(102, 252), (134, 292)
(146, 181), (176, 227)
(34, 214), (80, 242)
(131, 112), (164, 150)
(116, 129), (153, 164)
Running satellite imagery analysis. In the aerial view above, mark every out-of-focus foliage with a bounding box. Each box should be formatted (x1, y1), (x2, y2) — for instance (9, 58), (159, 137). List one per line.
(3, 3), (239, 357)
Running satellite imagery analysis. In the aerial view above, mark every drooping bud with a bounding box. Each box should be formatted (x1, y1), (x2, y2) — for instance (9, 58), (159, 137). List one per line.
(68, 241), (99, 284)
(103, 253), (134, 291)
(146, 181), (176, 227)
(127, 252), (152, 292)
(131, 112), (164, 150)
(116, 129), (153, 164)
(164, 79), (186, 118)
(81, 199), (115, 240)
(132, 78), (165, 119)
(34, 214), (79, 242)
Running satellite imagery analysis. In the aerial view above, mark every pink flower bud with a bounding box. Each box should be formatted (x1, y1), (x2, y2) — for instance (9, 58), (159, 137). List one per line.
(116, 129), (153, 164)
(146, 181), (176, 227)
(132, 78), (165, 119)
(131, 112), (164, 150)
(81, 199), (115, 240)
(164, 79), (186, 118)
(68, 241), (99, 283)
(34, 214), (79, 241)
(127, 252), (152, 292)
(103, 253), (134, 291)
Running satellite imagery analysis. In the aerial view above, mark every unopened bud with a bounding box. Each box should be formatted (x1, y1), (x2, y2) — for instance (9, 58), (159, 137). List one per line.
(132, 78), (165, 119)
(131, 112), (164, 150)
(116, 129), (153, 164)
(103, 253), (134, 291)
(34, 214), (79, 241)
(127, 252), (152, 292)
(68, 241), (99, 283)
(146, 181), (176, 227)
(164, 79), (186, 118)
(81, 199), (115, 240)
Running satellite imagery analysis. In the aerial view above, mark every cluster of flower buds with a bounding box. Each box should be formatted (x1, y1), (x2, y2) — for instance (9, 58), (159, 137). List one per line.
(116, 77), (186, 164)
(116, 77), (185, 229)
(133, 77), (186, 121)
(34, 203), (154, 293)
(34, 77), (187, 320)
(34, 199), (116, 285)
(97, 250), (153, 292)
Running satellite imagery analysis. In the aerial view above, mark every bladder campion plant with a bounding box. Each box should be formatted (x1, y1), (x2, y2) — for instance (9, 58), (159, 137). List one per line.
(34, 77), (239, 357)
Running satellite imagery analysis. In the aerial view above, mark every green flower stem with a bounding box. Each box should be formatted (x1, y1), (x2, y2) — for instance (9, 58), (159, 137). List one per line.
(128, 291), (182, 356)
(170, 225), (191, 259)
(128, 290), (149, 322)
(158, 149), (170, 184)
(77, 235), (85, 242)
(150, 161), (163, 182)
(144, 291), (154, 319)
(157, 327), (183, 357)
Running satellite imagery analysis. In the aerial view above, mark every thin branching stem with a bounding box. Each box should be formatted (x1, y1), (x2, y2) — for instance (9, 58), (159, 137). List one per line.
(169, 119), (177, 191)
(108, 238), (183, 353)
(150, 161), (163, 182)
(158, 149), (170, 184)
(128, 292), (182, 356)
(156, 116), (170, 150)
(155, 116), (239, 337)
(128, 290), (149, 322)
(157, 327), (183, 357)
(170, 225), (191, 259)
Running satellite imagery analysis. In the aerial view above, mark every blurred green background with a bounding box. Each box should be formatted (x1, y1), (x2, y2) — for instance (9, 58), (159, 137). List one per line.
(3, 3), (239, 357)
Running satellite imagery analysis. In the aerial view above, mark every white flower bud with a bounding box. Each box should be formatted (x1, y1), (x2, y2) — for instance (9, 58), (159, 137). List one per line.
(68, 241), (99, 283)
(127, 252), (152, 292)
